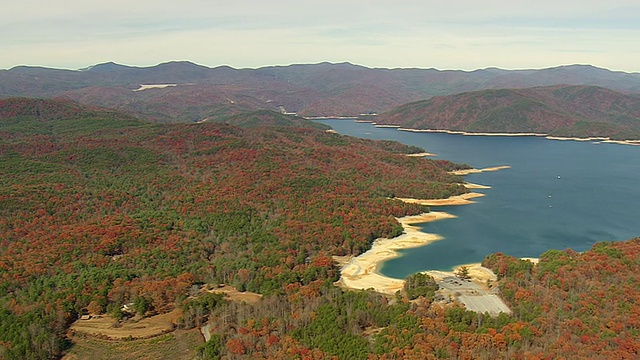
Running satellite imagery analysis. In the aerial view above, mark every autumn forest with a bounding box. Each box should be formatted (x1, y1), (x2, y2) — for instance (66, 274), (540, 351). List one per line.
(1, 98), (639, 359)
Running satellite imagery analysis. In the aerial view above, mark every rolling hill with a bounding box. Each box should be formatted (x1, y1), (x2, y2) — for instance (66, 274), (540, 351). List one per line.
(2, 61), (640, 121)
(374, 85), (640, 140)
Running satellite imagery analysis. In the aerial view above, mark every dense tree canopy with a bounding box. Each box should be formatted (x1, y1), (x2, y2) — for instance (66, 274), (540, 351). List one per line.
(0, 100), (467, 359)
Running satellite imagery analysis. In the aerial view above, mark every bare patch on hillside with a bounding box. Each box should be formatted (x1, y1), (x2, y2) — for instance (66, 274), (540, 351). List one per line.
(69, 309), (181, 340)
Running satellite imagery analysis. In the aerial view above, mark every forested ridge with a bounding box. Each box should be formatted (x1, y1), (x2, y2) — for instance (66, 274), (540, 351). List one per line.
(376, 85), (640, 140)
(1, 98), (638, 359)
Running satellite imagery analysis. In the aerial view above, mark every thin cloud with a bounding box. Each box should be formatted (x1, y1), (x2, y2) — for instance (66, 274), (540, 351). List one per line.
(1, 0), (639, 71)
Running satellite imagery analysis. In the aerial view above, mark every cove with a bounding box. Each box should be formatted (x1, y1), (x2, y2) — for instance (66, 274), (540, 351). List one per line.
(315, 119), (640, 278)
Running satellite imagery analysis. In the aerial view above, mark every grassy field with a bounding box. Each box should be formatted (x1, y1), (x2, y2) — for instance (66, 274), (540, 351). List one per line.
(62, 286), (261, 359)
(69, 310), (181, 340)
(205, 284), (263, 305)
(63, 328), (203, 360)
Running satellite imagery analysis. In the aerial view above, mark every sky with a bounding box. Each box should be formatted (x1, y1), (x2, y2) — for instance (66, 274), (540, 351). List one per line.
(2, 0), (639, 72)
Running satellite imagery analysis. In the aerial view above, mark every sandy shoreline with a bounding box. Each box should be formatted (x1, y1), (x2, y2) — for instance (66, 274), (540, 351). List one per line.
(397, 128), (548, 137)
(464, 182), (491, 189)
(373, 124), (640, 146)
(334, 158), (514, 295)
(450, 165), (511, 175)
(312, 118), (640, 146)
(546, 136), (640, 146)
(405, 152), (436, 157)
(334, 178), (500, 295)
(334, 211), (456, 295)
(396, 192), (485, 206)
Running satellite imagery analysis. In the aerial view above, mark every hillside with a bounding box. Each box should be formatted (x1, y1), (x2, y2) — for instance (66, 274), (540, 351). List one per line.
(2, 62), (640, 120)
(375, 85), (640, 140)
(0, 97), (144, 135)
(0, 98), (467, 359)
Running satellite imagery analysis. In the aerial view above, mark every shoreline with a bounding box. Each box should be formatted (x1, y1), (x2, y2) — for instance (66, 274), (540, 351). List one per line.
(450, 165), (511, 176)
(546, 136), (640, 146)
(334, 211), (456, 295)
(335, 166), (510, 295)
(405, 152), (436, 157)
(394, 127), (640, 146)
(312, 117), (640, 146)
(371, 123), (640, 146)
(396, 127), (547, 138)
(396, 192), (485, 206)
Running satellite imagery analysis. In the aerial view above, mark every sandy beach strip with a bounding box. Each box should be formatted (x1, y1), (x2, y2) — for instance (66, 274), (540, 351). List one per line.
(545, 136), (640, 145)
(404, 152), (436, 157)
(334, 211), (456, 295)
(546, 136), (609, 142)
(519, 257), (540, 264)
(396, 128), (548, 137)
(335, 188), (495, 295)
(333, 164), (507, 296)
(396, 192), (485, 206)
(464, 182), (491, 189)
(394, 127), (640, 146)
(374, 124), (402, 128)
(450, 165), (511, 175)
(355, 124), (640, 146)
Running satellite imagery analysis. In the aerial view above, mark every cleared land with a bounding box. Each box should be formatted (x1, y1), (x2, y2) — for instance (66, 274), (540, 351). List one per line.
(69, 310), (180, 340)
(457, 294), (512, 315)
(435, 275), (511, 316)
(205, 284), (263, 304)
(63, 329), (203, 360)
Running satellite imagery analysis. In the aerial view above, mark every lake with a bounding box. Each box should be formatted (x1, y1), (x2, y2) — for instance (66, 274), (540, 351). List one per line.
(315, 119), (640, 278)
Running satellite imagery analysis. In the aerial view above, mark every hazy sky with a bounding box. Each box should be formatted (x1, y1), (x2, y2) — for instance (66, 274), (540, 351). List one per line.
(2, 0), (639, 72)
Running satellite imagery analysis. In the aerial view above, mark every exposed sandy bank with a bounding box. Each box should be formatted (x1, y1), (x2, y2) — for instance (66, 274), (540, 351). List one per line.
(336, 185), (496, 295)
(396, 192), (485, 206)
(451, 165), (511, 175)
(374, 124), (401, 128)
(464, 182), (491, 189)
(334, 163), (506, 295)
(426, 263), (497, 283)
(519, 257), (540, 264)
(546, 136), (640, 146)
(397, 128), (548, 137)
(546, 136), (608, 142)
(405, 152), (436, 157)
(334, 212), (455, 295)
(392, 127), (640, 146)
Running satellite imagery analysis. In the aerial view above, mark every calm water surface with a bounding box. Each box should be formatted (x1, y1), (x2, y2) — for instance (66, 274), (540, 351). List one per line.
(316, 119), (640, 278)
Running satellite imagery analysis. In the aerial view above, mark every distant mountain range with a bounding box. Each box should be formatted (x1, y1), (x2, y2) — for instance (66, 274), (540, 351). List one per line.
(374, 85), (640, 140)
(2, 61), (640, 122)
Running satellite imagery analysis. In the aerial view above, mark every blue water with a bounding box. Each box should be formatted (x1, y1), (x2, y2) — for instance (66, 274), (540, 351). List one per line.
(316, 119), (640, 277)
